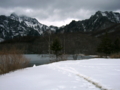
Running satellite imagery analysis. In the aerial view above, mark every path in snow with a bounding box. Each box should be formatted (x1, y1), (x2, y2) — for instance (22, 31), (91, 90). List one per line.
(0, 64), (101, 90)
(49, 64), (110, 90)
(48, 59), (120, 90)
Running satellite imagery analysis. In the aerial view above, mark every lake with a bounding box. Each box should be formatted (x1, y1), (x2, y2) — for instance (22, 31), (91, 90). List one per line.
(24, 54), (97, 66)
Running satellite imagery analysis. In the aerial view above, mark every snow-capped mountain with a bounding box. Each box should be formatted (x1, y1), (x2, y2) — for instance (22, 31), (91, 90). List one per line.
(0, 13), (57, 41)
(0, 11), (120, 41)
(57, 11), (120, 33)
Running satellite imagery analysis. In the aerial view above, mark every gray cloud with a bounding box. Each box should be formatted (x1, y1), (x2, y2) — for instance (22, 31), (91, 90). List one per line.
(0, 0), (120, 26)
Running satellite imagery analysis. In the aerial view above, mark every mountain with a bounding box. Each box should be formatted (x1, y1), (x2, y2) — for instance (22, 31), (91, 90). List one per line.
(92, 23), (120, 38)
(0, 11), (120, 41)
(0, 13), (58, 41)
(57, 11), (120, 33)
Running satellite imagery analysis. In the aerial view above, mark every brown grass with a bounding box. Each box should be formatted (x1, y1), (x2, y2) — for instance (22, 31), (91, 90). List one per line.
(0, 47), (29, 74)
(110, 53), (120, 58)
(58, 54), (68, 61)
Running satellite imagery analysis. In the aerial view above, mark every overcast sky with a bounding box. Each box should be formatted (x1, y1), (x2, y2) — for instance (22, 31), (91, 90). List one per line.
(0, 0), (120, 26)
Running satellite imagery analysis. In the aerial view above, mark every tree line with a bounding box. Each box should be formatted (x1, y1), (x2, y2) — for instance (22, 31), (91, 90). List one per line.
(97, 32), (120, 57)
(0, 32), (100, 55)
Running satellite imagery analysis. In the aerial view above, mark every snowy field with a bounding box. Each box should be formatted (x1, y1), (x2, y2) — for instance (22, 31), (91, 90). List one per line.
(0, 58), (120, 90)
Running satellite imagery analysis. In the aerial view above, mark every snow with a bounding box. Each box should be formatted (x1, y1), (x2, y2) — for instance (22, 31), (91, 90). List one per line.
(50, 27), (56, 31)
(39, 24), (43, 28)
(33, 64), (36, 67)
(0, 38), (4, 42)
(2, 31), (5, 37)
(0, 25), (4, 28)
(46, 27), (49, 29)
(94, 18), (98, 23)
(25, 21), (38, 27)
(10, 13), (19, 21)
(113, 13), (120, 23)
(19, 18), (23, 23)
(39, 30), (43, 35)
(0, 58), (120, 90)
(4, 20), (8, 24)
(101, 12), (107, 16)
(82, 24), (86, 32)
(14, 33), (19, 36)
(116, 16), (120, 23)
(10, 16), (16, 20)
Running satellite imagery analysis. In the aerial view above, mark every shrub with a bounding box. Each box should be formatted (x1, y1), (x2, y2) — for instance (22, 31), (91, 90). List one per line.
(0, 48), (29, 74)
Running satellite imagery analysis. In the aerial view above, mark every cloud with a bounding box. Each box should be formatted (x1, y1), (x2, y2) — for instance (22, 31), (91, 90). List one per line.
(0, 0), (120, 26)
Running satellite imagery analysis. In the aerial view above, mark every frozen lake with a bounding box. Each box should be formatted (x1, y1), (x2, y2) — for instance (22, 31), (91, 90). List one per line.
(24, 54), (97, 66)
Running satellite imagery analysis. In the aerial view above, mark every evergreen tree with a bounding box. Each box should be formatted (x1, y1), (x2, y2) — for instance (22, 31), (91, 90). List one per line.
(97, 33), (112, 57)
(50, 37), (63, 60)
(113, 38), (120, 53)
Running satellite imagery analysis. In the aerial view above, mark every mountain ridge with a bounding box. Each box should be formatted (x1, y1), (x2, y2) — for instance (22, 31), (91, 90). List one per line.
(0, 13), (58, 41)
(0, 11), (120, 41)
(57, 11), (120, 33)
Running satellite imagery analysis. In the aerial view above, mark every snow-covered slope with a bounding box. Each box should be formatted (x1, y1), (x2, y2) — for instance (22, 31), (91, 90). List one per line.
(10, 13), (58, 33)
(0, 58), (120, 90)
(58, 11), (120, 33)
(0, 13), (58, 40)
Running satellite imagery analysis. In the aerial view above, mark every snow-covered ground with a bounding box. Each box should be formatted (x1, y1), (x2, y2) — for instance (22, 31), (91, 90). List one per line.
(0, 58), (120, 90)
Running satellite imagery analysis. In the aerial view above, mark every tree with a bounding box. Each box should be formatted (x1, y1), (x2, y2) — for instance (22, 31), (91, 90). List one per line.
(97, 33), (113, 57)
(112, 38), (120, 53)
(50, 37), (63, 60)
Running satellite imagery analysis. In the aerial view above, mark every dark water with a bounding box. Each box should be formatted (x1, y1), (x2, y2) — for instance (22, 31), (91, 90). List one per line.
(24, 54), (96, 67)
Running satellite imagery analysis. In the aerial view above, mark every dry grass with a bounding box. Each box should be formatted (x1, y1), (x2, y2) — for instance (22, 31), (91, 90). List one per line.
(58, 54), (68, 61)
(0, 47), (29, 74)
(110, 53), (120, 58)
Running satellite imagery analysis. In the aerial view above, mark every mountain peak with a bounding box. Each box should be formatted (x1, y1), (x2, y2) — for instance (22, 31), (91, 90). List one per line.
(94, 11), (120, 23)
(10, 13), (18, 17)
(9, 13), (19, 21)
(57, 11), (120, 33)
(10, 12), (18, 16)
(95, 11), (107, 17)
